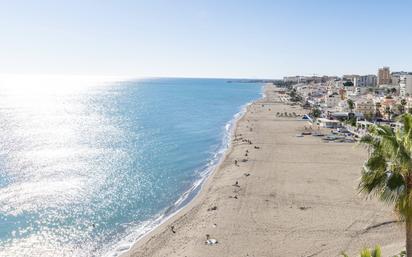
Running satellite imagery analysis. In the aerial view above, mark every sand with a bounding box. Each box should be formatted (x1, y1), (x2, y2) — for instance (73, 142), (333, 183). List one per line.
(120, 84), (404, 257)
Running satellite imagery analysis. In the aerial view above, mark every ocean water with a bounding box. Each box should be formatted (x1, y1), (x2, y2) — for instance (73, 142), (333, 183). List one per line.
(0, 77), (262, 257)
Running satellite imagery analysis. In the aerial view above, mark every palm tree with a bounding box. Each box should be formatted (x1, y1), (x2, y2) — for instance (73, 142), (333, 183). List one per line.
(402, 99), (408, 114)
(360, 114), (412, 256)
(311, 107), (321, 118)
(347, 99), (355, 112)
(385, 106), (393, 120)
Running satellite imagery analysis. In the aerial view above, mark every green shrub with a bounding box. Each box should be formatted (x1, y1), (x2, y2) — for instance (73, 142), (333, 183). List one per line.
(341, 245), (381, 257)
(341, 246), (406, 257)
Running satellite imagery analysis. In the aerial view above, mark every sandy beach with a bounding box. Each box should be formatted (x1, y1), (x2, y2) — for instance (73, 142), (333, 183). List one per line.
(121, 84), (404, 257)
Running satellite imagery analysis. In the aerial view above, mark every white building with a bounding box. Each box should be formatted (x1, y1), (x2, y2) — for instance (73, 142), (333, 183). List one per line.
(316, 118), (340, 128)
(356, 75), (377, 87)
(400, 75), (412, 97)
(338, 100), (349, 112)
(391, 74), (400, 85)
(284, 76), (303, 83)
(344, 86), (365, 96)
(325, 92), (341, 108)
(355, 86), (370, 95)
(355, 99), (376, 117)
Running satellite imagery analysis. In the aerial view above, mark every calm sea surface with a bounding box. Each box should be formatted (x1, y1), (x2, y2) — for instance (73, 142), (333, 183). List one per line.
(0, 77), (262, 257)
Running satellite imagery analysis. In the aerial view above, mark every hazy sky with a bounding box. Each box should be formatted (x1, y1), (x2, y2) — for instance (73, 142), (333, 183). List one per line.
(0, 0), (411, 79)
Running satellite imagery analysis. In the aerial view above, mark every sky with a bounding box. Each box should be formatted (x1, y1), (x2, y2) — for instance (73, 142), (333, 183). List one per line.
(0, 0), (411, 79)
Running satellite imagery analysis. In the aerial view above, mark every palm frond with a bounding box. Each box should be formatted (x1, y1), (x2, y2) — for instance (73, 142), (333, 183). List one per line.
(360, 248), (372, 257)
(371, 245), (381, 257)
(359, 120), (412, 220)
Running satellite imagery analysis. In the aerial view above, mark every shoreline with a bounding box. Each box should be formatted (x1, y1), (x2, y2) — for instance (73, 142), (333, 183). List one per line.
(111, 84), (264, 257)
(119, 84), (404, 257)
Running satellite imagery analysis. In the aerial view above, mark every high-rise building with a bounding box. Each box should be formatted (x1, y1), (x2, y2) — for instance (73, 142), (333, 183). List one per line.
(400, 75), (412, 97)
(391, 71), (412, 85)
(378, 67), (391, 85)
(356, 75), (377, 87)
(342, 74), (359, 82)
(391, 74), (400, 85)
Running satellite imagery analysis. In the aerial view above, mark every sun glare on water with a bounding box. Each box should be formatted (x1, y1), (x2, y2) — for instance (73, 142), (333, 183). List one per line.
(0, 74), (130, 256)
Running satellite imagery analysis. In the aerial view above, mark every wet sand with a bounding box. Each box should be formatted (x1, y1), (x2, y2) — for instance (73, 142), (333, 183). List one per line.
(120, 84), (404, 257)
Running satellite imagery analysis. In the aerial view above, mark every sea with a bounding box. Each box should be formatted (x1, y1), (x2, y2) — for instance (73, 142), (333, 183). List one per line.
(0, 77), (262, 257)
